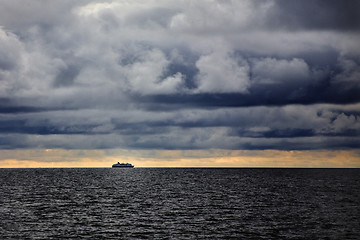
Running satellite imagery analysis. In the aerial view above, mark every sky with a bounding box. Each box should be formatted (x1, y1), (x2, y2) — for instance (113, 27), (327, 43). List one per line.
(0, 0), (360, 167)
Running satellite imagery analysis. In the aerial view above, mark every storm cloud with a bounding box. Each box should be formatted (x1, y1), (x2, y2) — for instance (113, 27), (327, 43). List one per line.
(0, 0), (359, 151)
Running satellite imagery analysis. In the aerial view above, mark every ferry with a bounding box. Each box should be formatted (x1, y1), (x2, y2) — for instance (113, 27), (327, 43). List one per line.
(112, 162), (134, 168)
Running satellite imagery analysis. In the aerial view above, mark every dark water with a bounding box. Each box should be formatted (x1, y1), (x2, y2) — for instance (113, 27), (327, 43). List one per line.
(0, 168), (359, 239)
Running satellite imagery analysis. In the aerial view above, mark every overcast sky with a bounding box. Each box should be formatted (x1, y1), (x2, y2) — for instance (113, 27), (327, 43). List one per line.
(0, 0), (360, 166)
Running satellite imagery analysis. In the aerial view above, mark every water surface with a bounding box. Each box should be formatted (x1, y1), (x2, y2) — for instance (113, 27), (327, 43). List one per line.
(1, 168), (359, 239)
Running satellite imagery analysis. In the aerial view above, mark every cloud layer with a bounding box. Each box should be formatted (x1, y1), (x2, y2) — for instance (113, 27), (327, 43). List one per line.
(0, 0), (359, 151)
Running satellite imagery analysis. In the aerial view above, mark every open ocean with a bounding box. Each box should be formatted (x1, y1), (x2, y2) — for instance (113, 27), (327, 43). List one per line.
(1, 168), (359, 239)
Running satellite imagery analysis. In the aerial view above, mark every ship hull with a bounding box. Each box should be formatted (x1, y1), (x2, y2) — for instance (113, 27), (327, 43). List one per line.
(112, 165), (134, 168)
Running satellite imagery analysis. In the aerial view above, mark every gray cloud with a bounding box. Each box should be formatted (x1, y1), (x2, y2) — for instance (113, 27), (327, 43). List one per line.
(0, 0), (359, 151)
(265, 0), (360, 31)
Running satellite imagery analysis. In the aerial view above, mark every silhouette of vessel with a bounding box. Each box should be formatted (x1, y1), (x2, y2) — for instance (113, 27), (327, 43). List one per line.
(112, 162), (134, 168)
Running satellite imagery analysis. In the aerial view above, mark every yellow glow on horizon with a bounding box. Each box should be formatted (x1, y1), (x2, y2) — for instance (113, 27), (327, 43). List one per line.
(0, 149), (359, 168)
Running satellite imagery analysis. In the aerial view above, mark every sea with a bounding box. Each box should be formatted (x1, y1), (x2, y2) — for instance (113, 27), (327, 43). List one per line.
(0, 168), (359, 239)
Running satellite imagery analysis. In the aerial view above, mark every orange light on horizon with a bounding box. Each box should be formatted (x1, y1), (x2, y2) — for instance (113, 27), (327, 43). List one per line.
(0, 149), (359, 168)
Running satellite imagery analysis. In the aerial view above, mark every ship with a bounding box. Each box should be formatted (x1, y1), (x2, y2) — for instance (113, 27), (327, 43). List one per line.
(112, 162), (134, 168)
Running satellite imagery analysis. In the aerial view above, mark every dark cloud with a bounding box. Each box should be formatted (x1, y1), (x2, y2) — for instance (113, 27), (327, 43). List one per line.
(239, 128), (316, 138)
(266, 0), (360, 31)
(0, 119), (100, 135)
(54, 65), (81, 87)
(142, 82), (360, 109)
(0, 106), (46, 114)
(0, 57), (15, 71)
(0, 1), (359, 152)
